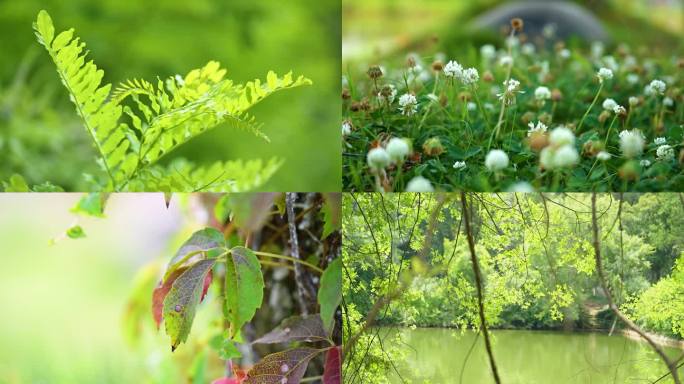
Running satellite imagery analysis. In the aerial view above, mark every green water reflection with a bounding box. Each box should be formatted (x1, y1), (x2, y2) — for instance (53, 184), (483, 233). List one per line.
(379, 327), (683, 384)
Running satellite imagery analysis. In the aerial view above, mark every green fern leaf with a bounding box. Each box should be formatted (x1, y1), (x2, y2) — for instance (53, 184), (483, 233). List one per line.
(34, 10), (133, 189)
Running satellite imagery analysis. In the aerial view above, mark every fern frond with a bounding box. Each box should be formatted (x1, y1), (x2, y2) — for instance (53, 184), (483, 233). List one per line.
(34, 10), (135, 189)
(127, 158), (283, 192)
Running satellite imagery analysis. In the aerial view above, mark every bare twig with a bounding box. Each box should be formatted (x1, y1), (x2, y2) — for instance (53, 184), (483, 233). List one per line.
(286, 193), (317, 315)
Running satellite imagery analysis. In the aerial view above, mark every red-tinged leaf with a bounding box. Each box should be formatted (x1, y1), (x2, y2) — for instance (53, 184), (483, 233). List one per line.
(166, 228), (225, 277)
(252, 315), (329, 344)
(322, 346), (341, 384)
(212, 368), (247, 384)
(152, 267), (188, 329)
(201, 270), (213, 302)
(163, 259), (216, 351)
(244, 347), (323, 384)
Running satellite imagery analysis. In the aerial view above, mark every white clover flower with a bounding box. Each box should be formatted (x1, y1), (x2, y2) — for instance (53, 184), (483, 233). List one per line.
(558, 49), (571, 59)
(640, 159), (651, 167)
(398, 93), (418, 116)
(597, 67), (613, 83)
(377, 84), (397, 104)
(663, 97), (674, 107)
(506, 36), (519, 48)
(522, 43), (535, 55)
(534, 86), (551, 101)
(602, 98), (618, 111)
(467, 102), (477, 111)
(527, 121), (548, 137)
(647, 79), (666, 95)
(480, 44), (496, 60)
(507, 181), (534, 192)
(656, 144), (674, 161)
(619, 129), (645, 158)
(553, 145), (580, 168)
(596, 151), (611, 161)
(443, 60), (463, 78)
(484, 102), (494, 110)
(485, 149), (509, 171)
(499, 55), (513, 67)
(453, 161), (466, 170)
(497, 79), (523, 105)
(654, 137), (667, 145)
(367, 147), (390, 170)
(629, 96), (639, 107)
(601, 56), (618, 71)
(626, 74), (639, 85)
(549, 126), (575, 147)
(614, 105), (626, 115)
(461, 68), (479, 85)
(342, 121), (352, 136)
(405, 176), (434, 192)
(386, 138), (410, 163)
(540, 147), (555, 170)
(624, 55), (637, 68)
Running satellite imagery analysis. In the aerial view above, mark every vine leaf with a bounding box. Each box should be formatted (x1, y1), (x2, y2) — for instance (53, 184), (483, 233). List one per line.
(225, 247), (264, 338)
(166, 228), (225, 277)
(252, 315), (329, 345)
(322, 346), (341, 384)
(318, 258), (342, 332)
(215, 193), (280, 233)
(243, 347), (323, 384)
(322, 193), (341, 239)
(162, 259), (216, 351)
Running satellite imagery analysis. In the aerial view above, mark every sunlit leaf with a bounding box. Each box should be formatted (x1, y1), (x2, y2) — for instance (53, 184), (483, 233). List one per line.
(225, 247), (264, 338)
(318, 258), (342, 332)
(163, 259), (216, 351)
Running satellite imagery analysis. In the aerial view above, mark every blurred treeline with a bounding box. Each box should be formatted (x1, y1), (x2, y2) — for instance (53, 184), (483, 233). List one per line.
(0, 0), (341, 191)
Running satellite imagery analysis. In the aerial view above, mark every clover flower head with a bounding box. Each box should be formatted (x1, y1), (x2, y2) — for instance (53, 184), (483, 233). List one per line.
(597, 67), (613, 83)
(647, 79), (666, 95)
(485, 149), (509, 171)
(443, 60), (463, 78)
(499, 55), (513, 67)
(602, 98), (618, 111)
(367, 147), (390, 170)
(535, 86), (551, 101)
(558, 49), (571, 59)
(386, 138), (410, 163)
(654, 137), (667, 145)
(596, 151), (611, 161)
(619, 129), (645, 158)
(522, 43), (535, 55)
(398, 93), (418, 116)
(549, 126), (575, 147)
(405, 176), (434, 192)
(663, 97), (674, 107)
(467, 102), (477, 111)
(626, 74), (639, 85)
(629, 96), (639, 107)
(640, 159), (651, 168)
(377, 84), (397, 104)
(527, 121), (548, 137)
(342, 121), (352, 136)
(553, 145), (580, 167)
(453, 161), (467, 170)
(461, 67), (479, 85)
(614, 105), (626, 115)
(480, 44), (496, 60)
(507, 181), (534, 192)
(656, 144), (674, 161)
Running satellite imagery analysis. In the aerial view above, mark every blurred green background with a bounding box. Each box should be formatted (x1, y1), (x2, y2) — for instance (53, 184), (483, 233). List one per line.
(343, 0), (683, 62)
(0, 194), (184, 383)
(0, 0), (341, 191)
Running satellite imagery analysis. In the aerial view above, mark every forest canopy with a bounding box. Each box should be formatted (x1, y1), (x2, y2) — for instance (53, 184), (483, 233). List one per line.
(342, 192), (684, 383)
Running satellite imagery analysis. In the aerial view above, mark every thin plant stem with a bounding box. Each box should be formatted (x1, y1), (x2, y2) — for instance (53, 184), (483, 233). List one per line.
(577, 82), (604, 133)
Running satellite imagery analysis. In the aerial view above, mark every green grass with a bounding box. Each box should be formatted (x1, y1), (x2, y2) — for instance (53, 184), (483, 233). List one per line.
(342, 28), (684, 192)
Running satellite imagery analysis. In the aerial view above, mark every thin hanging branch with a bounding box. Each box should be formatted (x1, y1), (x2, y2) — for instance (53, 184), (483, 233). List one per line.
(590, 193), (680, 384)
(461, 191), (502, 384)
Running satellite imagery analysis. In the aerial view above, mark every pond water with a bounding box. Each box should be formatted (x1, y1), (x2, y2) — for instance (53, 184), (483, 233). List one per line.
(377, 327), (683, 384)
